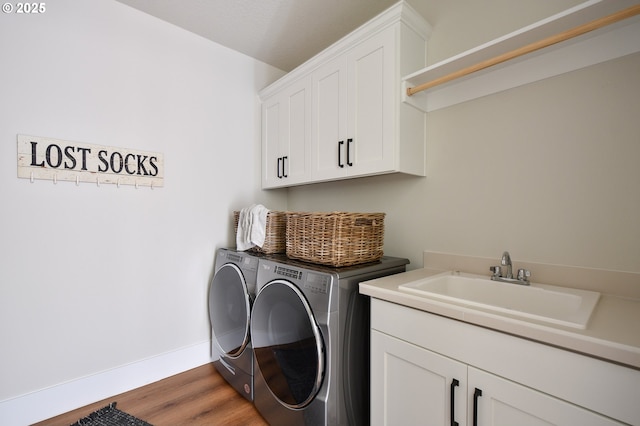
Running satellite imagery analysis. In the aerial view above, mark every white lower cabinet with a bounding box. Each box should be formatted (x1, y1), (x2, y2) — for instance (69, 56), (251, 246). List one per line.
(371, 330), (467, 425)
(468, 367), (618, 426)
(370, 299), (630, 425)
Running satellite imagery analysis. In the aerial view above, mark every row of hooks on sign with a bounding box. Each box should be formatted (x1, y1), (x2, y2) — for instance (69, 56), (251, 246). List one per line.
(29, 172), (157, 189)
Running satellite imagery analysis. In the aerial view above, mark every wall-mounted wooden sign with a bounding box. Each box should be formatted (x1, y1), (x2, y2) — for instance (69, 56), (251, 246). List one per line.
(17, 135), (164, 188)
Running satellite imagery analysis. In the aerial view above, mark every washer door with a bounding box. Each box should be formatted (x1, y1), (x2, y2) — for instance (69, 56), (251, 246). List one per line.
(251, 279), (325, 409)
(209, 263), (251, 358)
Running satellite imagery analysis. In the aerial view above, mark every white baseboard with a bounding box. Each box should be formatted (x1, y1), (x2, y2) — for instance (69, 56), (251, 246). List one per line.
(0, 341), (214, 425)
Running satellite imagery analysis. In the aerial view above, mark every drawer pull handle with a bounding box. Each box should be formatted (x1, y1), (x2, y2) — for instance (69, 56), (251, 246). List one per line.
(450, 378), (459, 426)
(473, 387), (483, 426)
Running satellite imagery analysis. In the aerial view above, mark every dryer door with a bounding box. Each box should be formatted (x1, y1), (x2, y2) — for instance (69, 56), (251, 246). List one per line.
(251, 279), (325, 409)
(209, 263), (251, 358)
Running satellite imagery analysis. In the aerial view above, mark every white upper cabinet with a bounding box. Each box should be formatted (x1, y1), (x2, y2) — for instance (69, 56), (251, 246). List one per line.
(261, 76), (312, 188)
(260, 1), (431, 189)
(310, 55), (347, 181)
(312, 28), (395, 181)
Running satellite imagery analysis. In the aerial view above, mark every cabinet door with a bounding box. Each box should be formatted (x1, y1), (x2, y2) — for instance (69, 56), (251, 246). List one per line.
(468, 367), (622, 426)
(371, 330), (467, 426)
(346, 27), (396, 177)
(261, 77), (311, 188)
(311, 55), (348, 181)
(262, 94), (283, 188)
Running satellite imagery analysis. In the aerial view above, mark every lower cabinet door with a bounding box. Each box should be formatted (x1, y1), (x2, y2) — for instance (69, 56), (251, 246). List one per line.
(468, 367), (622, 426)
(371, 330), (467, 426)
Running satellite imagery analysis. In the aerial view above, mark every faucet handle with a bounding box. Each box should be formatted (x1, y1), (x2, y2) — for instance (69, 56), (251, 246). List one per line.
(490, 266), (502, 277)
(517, 268), (531, 281)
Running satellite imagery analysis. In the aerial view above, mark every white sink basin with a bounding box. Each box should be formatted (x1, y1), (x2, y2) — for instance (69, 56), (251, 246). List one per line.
(399, 272), (600, 329)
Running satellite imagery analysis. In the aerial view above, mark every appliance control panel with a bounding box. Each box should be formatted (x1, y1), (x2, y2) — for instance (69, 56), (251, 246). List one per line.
(274, 265), (303, 280)
(226, 252), (258, 270)
(304, 273), (330, 294)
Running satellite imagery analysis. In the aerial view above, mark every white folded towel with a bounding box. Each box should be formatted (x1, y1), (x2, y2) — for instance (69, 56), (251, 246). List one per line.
(236, 204), (269, 251)
(236, 206), (252, 251)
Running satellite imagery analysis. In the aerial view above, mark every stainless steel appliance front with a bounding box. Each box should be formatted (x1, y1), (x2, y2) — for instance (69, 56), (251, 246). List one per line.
(251, 256), (409, 425)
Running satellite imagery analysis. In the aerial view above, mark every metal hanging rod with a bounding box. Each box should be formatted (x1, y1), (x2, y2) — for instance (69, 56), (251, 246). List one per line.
(406, 4), (640, 97)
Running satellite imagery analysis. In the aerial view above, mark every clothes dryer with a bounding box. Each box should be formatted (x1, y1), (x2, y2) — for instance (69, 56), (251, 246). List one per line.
(251, 256), (409, 425)
(208, 248), (260, 401)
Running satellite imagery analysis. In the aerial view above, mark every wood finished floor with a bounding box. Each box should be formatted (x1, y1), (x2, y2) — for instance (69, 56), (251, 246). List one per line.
(34, 363), (268, 426)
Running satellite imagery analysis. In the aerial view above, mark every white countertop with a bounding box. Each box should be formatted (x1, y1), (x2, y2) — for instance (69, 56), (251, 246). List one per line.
(360, 266), (640, 370)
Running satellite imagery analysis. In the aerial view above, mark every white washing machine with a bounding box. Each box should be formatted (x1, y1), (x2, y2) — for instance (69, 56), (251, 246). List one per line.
(251, 256), (409, 425)
(208, 248), (260, 401)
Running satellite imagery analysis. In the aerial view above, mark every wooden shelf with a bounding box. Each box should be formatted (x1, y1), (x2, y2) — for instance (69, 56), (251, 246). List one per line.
(402, 0), (640, 112)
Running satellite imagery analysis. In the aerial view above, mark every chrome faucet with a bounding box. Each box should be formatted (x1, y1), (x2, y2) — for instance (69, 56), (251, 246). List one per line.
(490, 251), (530, 285)
(501, 251), (513, 278)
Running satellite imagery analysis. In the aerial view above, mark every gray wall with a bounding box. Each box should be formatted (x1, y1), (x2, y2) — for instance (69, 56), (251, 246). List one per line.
(288, 2), (640, 274)
(0, 0), (286, 402)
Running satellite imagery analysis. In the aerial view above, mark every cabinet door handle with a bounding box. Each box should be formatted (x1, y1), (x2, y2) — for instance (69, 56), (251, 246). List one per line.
(282, 156), (288, 178)
(450, 378), (459, 426)
(338, 141), (345, 168)
(473, 387), (483, 426)
(277, 157), (282, 178)
(347, 138), (353, 166)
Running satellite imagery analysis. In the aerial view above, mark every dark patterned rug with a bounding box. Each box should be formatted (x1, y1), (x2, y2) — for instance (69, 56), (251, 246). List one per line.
(69, 402), (152, 426)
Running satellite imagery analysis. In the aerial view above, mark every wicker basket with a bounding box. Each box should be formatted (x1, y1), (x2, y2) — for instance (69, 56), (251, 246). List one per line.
(285, 212), (385, 267)
(233, 210), (287, 254)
